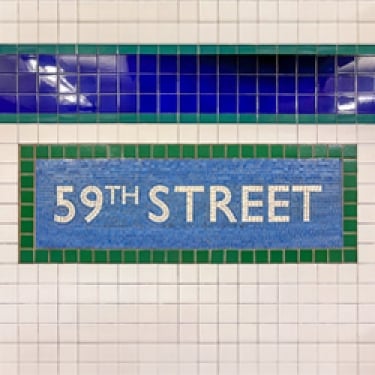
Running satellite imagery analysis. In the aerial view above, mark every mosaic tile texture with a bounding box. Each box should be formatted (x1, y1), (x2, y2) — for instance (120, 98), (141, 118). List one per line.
(19, 144), (357, 264)
(0, 45), (375, 123)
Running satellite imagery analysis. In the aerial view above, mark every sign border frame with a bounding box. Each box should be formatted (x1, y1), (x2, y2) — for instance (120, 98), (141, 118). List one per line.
(19, 144), (357, 264)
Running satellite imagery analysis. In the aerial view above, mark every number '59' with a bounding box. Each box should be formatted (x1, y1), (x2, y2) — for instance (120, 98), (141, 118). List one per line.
(54, 185), (103, 224)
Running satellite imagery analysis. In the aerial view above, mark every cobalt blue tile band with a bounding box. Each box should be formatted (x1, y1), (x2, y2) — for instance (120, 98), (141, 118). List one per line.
(0, 51), (374, 121)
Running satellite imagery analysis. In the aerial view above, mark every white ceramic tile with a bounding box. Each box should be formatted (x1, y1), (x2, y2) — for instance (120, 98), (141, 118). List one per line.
(0, 125), (17, 143)
(38, 124), (58, 143)
(19, 125), (38, 143)
(0, 205), (17, 223)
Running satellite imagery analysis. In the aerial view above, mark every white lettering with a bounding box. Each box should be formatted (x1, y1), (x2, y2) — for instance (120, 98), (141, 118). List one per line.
(54, 186), (75, 223)
(268, 185), (289, 222)
(122, 186), (139, 205)
(148, 185), (170, 223)
(210, 186), (237, 223)
(174, 186), (205, 222)
(104, 185), (120, 205)
(80, 185), (103, 223)
(242, 185), (263, 222)
(292, 185), (322, 222)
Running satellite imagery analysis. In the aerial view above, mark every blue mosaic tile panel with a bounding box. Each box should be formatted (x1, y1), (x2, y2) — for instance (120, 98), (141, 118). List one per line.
(1, 53), (375, 119)
(35, 158), (342, 250)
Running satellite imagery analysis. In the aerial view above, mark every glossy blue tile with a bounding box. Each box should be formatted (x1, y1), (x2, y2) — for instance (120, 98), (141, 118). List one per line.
(61, 75), (78, 93)
(19, 55), (38, 73)
(120, 94), (137, 112)
(80, 95), (97, 112)
(259, 95), (276, 113)
(279, 56), (296, 74)
(358, 95), (375, 114)
(160, 75), (177, 93)
(39, 54), (57, 69)
(239, 76), (256, 93)
(318, 76), (335, 94)
(160, 55), (178, 73)
(140, 94), (157, 112)
(279, 76), (296, 94)
(140, 75), (157, 93)
(337, 75), (355, 92)
(200, 94), (217, 113)
(0, 55), (17, 73)
(79, 75), (97, 93)
(338, 56), (355, 71)
(318, 96), (336, 114)
(219, 94), (237, 113)
(118, 55), (137, 73)
(180, 94), (197, 112)
(200, 75), (217, 93)
(140, 55), (156, 73)
(160, 94), (177, 112)
(318, 56), (335, 74)
(259, 76), (276, 94)
(39, 75), (58, 94)
(357, 75), (375, 92)
(337, 95), (355, 113)
(219, 75), (237, 93)
(0, 74), (17, 93)
(259, 56), (276, 74)
(278, 95), (296, 114)
(180, 75), (197, 94)
(298, 96), (315, 114)
(100, 75), (117, 93)
(298, 76), (315, 94)
(239, 56), (256, 74)
(58, 96), (78, 114)
(200, 55), (217, 74)
(58, 55), (78, 73)
(19, 95), (37, 112)
(119, 74), (136, 93)
(239, 95), (256, 113)
(298, 56), (315, 74)
(79, 55), (97, 73)
(98, 55), (117, 72)
(219, 55), (237, 74)
(0, 95), (16, 112)
(99, 95), (118, 113)
(180, 55), (197, 74)
(39, 95), (57, 113)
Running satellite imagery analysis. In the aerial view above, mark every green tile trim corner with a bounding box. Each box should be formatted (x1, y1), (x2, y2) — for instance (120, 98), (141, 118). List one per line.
(19, 144), (357, 264)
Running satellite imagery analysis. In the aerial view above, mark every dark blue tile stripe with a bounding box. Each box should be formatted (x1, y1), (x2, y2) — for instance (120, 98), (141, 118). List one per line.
(0, 54), (374, 115)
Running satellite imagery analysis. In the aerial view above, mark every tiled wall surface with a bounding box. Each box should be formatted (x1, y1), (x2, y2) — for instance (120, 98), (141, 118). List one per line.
(1, 0), (375, 44)
(0, 0), (375, 374)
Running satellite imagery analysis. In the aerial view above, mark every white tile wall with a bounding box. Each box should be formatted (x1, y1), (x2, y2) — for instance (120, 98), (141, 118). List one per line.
(0, 0), (375, 44)
(0, 0), (374, 373)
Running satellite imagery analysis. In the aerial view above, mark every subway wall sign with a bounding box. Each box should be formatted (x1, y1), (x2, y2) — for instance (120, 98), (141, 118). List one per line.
(19, 144), (357, 264)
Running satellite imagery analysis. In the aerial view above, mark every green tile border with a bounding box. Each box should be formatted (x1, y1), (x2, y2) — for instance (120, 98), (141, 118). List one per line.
(19, 144), (357, 264)
(1, 44), (375, 55)
(2, 113), (373, 125)
(0, 44), (374, 124)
